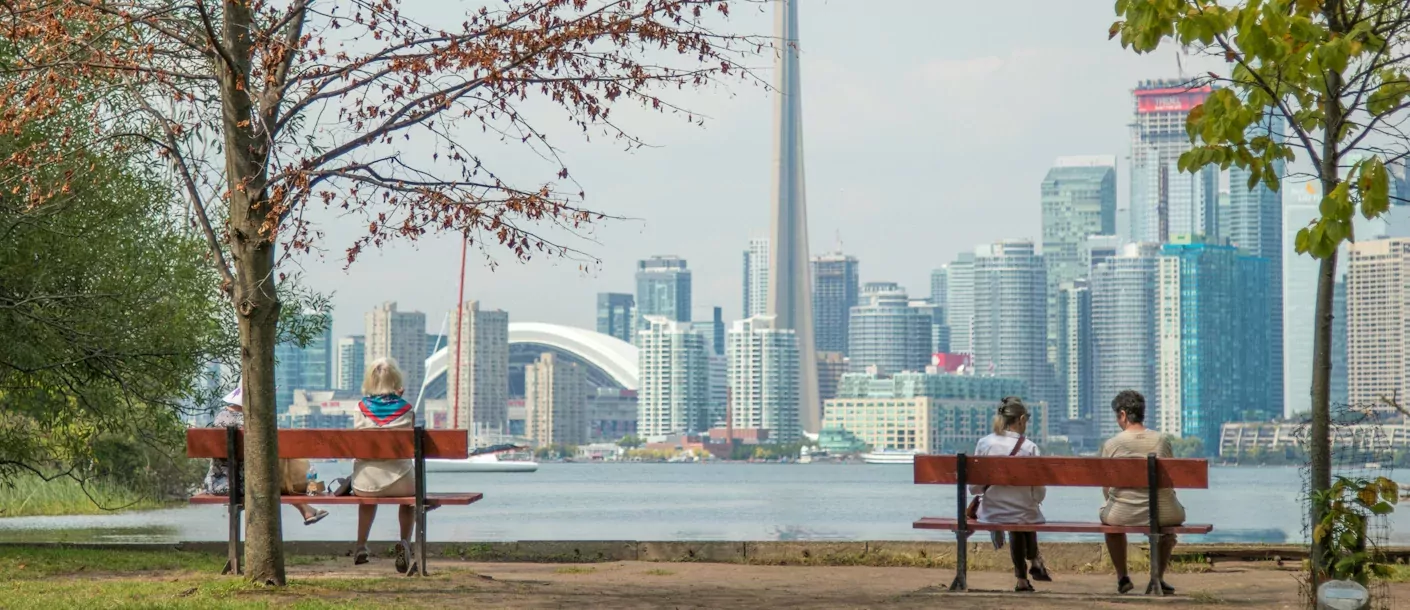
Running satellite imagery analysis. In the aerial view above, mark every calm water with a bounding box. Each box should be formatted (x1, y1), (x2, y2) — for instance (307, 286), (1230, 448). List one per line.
(2, 463), (1405, 544)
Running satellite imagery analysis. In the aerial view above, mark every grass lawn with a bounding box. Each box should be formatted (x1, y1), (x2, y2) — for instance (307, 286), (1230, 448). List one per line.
(0, 547), (455, 609)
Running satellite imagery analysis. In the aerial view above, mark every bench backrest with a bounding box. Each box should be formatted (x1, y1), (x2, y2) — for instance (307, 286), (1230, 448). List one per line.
(913, 455), (1208, 489)
(186, 428), (469, 460)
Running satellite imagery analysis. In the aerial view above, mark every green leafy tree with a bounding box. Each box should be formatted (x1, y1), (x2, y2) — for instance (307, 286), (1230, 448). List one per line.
(1170, 437), (1206, 459)
(0, 108), (225, 496)
(1112, 0), (1410, 583)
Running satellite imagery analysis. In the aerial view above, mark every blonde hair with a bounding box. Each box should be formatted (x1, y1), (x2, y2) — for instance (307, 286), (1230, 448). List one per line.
(992, 396), (1029, 435)
(362, 357), (405, 396)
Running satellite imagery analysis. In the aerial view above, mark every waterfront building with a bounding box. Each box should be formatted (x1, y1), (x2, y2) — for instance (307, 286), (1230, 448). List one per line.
(812, 251), (860, 355)
(273, 312), (332, 412)
(1128, 80), (1217, 243)
(1041, 156), (1116, 361)
(1347, 238), (1410, 408)
(847, 282), (931, 375)
(333, 335), (365, 391)
(1091, 243), (1161, 438)
(816, 351), (847, 404)
(943, 253), (975, 354)
(1056, 280), (1093, 421)
(637, 316), (710, 438)
(635, 255), (691, 333)
(823, 372), (1034, 454)
(744, 237), (770, 319)
(727, 316), (802, 443)
(525, 352), (588, 447)
(1220, 421), (1410, 457)
(365, 302), (426, 406)
(972, 239), (1053, 409)
(1082, 234), (1123, 272)
(447, 300), (510, 432)
(596, 293), (635, 344)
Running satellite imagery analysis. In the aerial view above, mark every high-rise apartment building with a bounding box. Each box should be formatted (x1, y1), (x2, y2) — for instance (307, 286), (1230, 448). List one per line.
(944, 253), (976, 354)
(929, 268), (952, 354)
(1156, 237), (1272, 451)
(636, 316), (710, 437)
(1346, 238), (1410, 408)
(816, 351), (847, 404)
(1042, 156), (1116, 362)
(824, 372), (1034, 454)
(847, 282), (932, 375)
(727, 316), (801, 443)
(365, 302), (426, 406)
(333, 335), (365, 391)
(1056, 280), (1093, 421)
(1224, 112), (1287, 421)
(596, 293), (635, 343)
(972, 240), (1053, 409)
(635, 256), (691, 330)
(1129, 80), (1217, 243)
(812, 252), (860, 355)
(447, 300), (509, 434)
(274, 312), (333, 412)
(1083, 234), (1123, 271)
(743, 237), (770, 319)
(525, 352), (588, 447)
(1332, 280), (1349, 407)
(1092, 243), (1161, 438)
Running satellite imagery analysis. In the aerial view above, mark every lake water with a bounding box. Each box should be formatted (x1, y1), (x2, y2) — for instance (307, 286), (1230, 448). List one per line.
(2, 463), (1406, 545)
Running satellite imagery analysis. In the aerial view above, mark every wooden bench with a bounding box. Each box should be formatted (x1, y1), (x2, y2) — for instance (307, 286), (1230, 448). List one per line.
(187, 426), (481, 576)
(913, 454), (1212, 596)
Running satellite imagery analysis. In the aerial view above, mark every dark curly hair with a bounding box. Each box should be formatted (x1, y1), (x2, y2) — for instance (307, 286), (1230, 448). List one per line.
(1111, 390), (1146, 424)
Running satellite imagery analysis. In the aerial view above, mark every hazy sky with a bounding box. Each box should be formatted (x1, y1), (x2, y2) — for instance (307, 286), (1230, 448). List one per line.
(290, 1), (1223, 340)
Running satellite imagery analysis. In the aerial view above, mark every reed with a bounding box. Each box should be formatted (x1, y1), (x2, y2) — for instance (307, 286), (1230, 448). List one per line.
(0, 474), (173, 518)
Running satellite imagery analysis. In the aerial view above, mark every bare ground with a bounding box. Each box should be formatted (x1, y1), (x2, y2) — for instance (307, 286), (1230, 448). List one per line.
(288, 558), (1402, 609)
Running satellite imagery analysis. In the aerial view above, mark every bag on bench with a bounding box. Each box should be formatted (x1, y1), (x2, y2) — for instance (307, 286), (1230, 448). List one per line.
(964, 434), (1024, 520)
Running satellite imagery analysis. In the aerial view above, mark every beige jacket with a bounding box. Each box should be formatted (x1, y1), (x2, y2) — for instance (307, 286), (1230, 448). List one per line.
(351, 408), (415, 494)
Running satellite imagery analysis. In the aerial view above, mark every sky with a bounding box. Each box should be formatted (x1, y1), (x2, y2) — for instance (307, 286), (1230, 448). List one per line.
(289, 0), (1224, 340)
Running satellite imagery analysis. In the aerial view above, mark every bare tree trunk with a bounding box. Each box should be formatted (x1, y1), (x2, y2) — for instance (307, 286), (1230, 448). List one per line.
(218, 0), (284, 586)
(232, 225), (284, 585)
(1308, 251), (1337, 586)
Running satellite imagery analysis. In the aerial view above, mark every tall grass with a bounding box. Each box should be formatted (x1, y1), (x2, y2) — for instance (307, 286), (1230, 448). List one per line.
(0, 474), (175, 518)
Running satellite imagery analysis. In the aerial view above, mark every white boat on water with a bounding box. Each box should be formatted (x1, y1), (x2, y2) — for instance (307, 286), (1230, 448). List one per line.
(860, 449), (918, 465)
(427, 452), (539, 473)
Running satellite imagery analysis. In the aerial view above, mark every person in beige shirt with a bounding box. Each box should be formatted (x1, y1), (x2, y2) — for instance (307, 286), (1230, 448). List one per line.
(1100, 390), (1186, 595)
(352, 357), (418, 573)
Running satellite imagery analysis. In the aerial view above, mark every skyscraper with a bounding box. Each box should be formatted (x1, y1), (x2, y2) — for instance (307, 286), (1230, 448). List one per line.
(972, 240), (1052, 409)
(1042, 156), (1116, 362)
(1091, 243), (1161, 438)
(525, 352), (588, 447)
(727, 315), (802, 443)
(365, 302), (426, 406)
(847, 282), (932, 375)
(1056, 280), (1093, 421)
(637, 316), (711, 437)
(596, 293), (635, 343)
(448, 300), (509, 435)
(1331, 280), (1349, 407)
(274, 312), (333, 412)
(944, 253), (976, 354)
(1224, 111), (1287, 420)
(768, 0), (820, 434)
(1346, 238), (1410, 408)
(811, 251), (860, 355)
(1129, 80), (1217, 243)
(743, 237), (770, 319)
(635, 256), (691, 328)
(1156, 237), (1271, 451)
(929, 268), (951, 354)
(333, 335), (365, 391)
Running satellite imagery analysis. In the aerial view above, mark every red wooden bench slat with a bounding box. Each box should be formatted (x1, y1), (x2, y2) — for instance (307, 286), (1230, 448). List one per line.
(912, 517), (1213, 535)
(189, 493), (483, 506)
(913, 455), (1208, 488)
(185, 428), (469, 460)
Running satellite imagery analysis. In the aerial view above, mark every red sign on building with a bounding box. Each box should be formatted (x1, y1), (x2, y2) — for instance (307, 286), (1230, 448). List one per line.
(1135, 86), (1211, 114)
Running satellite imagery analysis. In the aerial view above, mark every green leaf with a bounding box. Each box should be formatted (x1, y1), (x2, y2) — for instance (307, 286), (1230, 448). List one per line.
(1370, 502), (1395, 516)
(1295, 227), (1311, 254)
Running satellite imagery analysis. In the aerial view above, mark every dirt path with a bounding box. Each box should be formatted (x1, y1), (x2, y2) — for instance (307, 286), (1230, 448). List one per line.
(291, 559), (1399, 609)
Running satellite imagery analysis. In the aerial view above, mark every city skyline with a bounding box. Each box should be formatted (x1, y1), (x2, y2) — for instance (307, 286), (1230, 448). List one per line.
(288, 1), (1231, 342)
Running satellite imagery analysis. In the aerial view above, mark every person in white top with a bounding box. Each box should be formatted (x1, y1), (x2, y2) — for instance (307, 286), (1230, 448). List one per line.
(970, 396), (1051, 592)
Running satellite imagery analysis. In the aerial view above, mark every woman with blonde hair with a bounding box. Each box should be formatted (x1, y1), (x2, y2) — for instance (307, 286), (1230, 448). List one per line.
(352, 357), (418, 573)
(969, 396), (1050, 592)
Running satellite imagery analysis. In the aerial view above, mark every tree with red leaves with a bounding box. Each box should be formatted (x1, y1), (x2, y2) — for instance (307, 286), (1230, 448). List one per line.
(0, 0), (764, 584)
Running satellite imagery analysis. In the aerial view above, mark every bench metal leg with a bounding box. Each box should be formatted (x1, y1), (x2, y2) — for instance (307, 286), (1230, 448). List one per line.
(950, 453), (969, 592)
(223, 425), (243, 575)
(1146, 454), (1163, 597)
(412, 425), (429, 577)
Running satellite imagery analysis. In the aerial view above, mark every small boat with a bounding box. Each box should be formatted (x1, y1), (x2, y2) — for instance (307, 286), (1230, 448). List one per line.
(861, 449), (919, 465)
(427, 444), (538, 473)
(798, 446), (813, 464)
